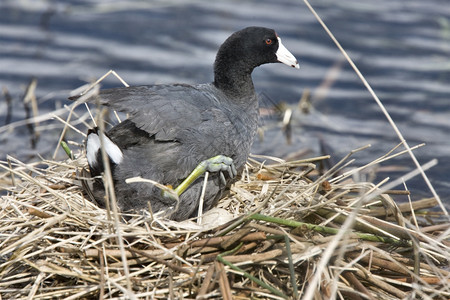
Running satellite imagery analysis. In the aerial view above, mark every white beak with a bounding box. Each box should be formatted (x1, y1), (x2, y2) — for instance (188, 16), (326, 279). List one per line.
(276, 37), (299, 69)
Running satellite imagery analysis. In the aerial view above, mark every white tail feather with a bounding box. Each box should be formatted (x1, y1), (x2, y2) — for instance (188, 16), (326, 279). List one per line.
(86, 132), (123, 167)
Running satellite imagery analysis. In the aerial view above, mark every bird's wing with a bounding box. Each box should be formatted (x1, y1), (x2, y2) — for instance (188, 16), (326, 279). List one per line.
(88, 84), (218, 141)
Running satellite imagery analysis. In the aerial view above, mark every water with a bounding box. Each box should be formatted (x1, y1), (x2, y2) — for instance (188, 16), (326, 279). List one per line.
(0, 0), (449, 209)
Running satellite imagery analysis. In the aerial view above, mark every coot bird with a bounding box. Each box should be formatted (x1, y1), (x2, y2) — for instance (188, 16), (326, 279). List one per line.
(81, 27), (299, 221)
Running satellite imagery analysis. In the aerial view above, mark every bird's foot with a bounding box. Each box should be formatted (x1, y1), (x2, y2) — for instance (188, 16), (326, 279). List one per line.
(198, 155), (237, 186)
(162, 155), (236, 200)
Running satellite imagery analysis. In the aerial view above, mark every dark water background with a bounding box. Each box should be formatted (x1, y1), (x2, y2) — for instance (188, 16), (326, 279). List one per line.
(0, 0), (449, 210)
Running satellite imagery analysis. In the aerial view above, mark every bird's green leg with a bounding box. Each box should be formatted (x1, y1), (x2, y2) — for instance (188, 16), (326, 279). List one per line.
(163, 155), (237, 199)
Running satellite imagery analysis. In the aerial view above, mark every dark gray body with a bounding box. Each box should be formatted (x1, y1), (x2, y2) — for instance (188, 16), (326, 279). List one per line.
(90, 83), (259, 220)
(83, 26), (298, 221)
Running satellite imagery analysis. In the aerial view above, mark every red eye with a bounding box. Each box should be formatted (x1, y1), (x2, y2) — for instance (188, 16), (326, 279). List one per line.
(265, 38), (273, 45)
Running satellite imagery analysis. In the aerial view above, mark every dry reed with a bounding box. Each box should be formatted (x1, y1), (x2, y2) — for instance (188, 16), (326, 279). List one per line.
(0, 140), (448, 299)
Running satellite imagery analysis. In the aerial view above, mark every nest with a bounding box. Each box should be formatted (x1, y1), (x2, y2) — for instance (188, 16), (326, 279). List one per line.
(0, 145), (449, 299)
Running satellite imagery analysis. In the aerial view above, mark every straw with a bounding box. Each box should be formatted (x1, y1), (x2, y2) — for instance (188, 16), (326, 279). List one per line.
(0, 141), (448, 299)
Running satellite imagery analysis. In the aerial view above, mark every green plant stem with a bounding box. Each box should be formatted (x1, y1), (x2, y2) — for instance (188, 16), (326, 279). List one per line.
(248, 213), (409, 246)
(60, 141), (73, 159)
(284, 235), (299, 298)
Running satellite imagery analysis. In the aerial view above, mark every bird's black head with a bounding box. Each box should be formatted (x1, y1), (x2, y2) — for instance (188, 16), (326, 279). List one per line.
(215, 26), (298, 72)
(213, 26), (298, 96)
